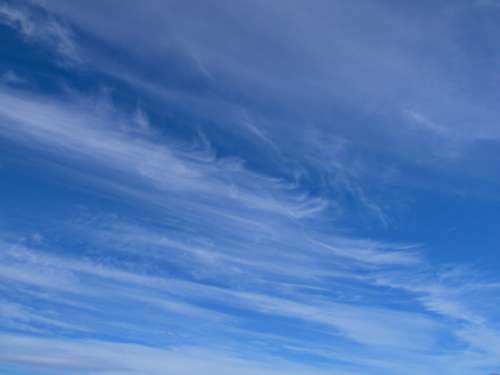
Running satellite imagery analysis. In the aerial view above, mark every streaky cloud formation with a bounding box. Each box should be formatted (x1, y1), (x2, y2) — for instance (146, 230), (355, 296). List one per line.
(2, 1), (500, 374)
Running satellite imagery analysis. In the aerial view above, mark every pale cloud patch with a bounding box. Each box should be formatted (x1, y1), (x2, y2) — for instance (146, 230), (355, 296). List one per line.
(0, 2), (80, 63)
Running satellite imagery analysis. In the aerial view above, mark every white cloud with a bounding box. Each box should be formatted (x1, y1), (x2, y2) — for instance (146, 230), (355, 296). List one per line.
(0, 240), (441, 355)
(0, 88), (327, 219)
(3, 2), (500, 374)
(0, 300), (88, 333)
(0, 334), (352, 375)
(0, 2), (80, 63)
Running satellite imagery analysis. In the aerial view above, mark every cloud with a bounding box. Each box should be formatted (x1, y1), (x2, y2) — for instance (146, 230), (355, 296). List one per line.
(0, 238), (437, 351)
(0, 334), (353, 375)
(3, 1), (500, 374)
(0, 87), (327, 219)
(2, 238), (499, 373)
(403, 110), (449, 137)
(0, 70), (27, 85)
(0, 300), (88, 333)
(0, 2), (80, 63)
(29, 0), (500, 198)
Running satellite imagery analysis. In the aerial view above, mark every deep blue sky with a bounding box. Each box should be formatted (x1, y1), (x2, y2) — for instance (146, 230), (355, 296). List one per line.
(2, 1), (500, 374)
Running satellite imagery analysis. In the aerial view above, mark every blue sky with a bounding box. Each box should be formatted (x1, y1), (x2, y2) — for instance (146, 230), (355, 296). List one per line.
(1, 0), (500, 374)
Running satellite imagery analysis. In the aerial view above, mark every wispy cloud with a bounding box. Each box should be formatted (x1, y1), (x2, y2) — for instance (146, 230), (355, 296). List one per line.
(3, 1), (500, 374)
(0, 238), (437, 370)
(2, 231), (499, 373)
(0, 87), (328, 219)
(0, 333), (356, 375)
(0, 2), (80, 64)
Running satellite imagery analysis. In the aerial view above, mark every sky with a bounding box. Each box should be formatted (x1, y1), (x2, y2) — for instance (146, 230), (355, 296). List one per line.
(1, 0), (500, 374)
